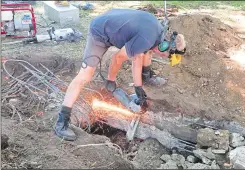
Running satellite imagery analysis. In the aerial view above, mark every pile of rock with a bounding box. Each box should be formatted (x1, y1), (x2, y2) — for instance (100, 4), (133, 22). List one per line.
(160, 152), (220, 169)
(158, 128), (245, 169)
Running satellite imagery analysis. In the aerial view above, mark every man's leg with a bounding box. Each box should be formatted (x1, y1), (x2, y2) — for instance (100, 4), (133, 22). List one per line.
(106, 46), (129, 92)
(62, 66), (96, 108)
(107, 46), (129, 81)
(54, 67), (95, 141)
(142, 50), (168, 86)
(54, 33), (109, 141)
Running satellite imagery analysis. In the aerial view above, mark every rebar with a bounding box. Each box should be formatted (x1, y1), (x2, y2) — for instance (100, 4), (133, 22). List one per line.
(2, 59), (103, 131)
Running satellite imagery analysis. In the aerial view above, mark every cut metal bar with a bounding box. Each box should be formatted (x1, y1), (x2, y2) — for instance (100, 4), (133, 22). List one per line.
(193, 122), (218, 130)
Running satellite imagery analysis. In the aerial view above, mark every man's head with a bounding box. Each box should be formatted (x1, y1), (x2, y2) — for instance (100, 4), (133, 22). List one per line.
(152, 33), (186, 58)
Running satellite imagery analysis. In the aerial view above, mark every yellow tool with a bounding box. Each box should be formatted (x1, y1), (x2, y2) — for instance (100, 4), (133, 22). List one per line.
(169, 53), (182, 67)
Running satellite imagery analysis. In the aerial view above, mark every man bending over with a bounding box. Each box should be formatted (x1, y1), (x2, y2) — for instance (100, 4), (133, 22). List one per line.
(54, 8), (186, 141)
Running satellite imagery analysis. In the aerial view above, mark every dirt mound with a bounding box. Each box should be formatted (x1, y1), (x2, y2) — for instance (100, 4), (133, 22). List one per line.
(170, 14), (241, 52)
(169, 14), (241, 79)
(1, 112), (134, 169)
(113, 14), (245, 124)
(160, 14), (245, 122)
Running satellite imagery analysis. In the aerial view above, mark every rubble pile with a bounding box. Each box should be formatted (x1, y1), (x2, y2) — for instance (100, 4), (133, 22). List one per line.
(154, 128), (245, 169)
(130, 127), (245, 169)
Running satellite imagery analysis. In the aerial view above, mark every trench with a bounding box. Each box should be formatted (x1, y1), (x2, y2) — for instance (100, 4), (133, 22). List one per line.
(86, 116), (198, 156)
(89, 121), (142, 153)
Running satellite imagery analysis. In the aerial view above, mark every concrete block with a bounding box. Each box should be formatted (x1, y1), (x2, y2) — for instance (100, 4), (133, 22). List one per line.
(230, 133), (245, 148)
(229, 146), (245, 169)
(187, 155), (198, 163)
(43, 1), (79, 26)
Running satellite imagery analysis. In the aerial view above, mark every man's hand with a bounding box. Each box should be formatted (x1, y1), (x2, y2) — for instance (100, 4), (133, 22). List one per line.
(134, 86), (148, 108)
(105, 80), (116, 93)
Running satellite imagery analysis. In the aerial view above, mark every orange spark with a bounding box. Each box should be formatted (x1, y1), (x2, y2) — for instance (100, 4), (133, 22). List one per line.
(92, 99), (133, 117)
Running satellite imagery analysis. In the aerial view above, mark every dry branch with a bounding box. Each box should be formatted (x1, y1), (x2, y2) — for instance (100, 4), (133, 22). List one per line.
(6, 103), (23, 122)
(2, 59), (104, 130)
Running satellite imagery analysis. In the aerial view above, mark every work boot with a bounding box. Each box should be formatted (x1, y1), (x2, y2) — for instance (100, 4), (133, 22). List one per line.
(142, 66), (168, 87)
(54, 112), (76, 141)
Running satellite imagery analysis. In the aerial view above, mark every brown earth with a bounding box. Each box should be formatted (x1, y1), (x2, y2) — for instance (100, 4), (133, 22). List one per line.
(1, 115), (134, 169)
(1, 3), (245, 169)
(113, 14), (245, 124)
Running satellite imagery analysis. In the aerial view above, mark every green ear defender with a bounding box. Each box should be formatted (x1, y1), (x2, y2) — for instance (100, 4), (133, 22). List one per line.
(158, 41), (170, 52)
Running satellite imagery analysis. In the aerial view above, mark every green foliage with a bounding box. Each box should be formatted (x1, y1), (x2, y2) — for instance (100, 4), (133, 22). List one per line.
(143, 1), (245, 10)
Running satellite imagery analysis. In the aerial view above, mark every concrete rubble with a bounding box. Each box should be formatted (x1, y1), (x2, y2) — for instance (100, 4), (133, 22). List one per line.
(188, 163), (212, 169)
(197, 128), (230, 151)
(160, 154), (171, 162)
(211, 160), (220, 169)
(193, 149), (214, 165)
(160, 160), (178, 169)
(229, 146), (245, 169)
(230, 133), (245, 148)
(187, 155), (198, 163)
(157, 150), (221, 169)
(152, 128), (244, 169)
(212, 149), (227, 154)
(183, 161), (194, 169)
(127, 121), (245, 170)
(197, 128), (218, 148)
(171, 153), (185, 166)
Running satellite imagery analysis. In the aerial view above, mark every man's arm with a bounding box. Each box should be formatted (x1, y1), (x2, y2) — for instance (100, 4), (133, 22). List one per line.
(124, 35), (153, 107)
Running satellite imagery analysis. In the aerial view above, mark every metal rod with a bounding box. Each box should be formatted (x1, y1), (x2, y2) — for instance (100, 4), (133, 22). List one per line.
(2, 40), (23, 45)
(2, 59), (92, 129)
(164, 0), (167, 20)
(152, 58), (169, 64)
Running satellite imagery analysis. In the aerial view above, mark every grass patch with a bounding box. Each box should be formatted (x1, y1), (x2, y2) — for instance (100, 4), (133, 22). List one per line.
(143, 1), (245, 10)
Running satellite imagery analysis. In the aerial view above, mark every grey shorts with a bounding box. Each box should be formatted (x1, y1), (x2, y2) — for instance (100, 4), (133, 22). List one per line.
(82, 32), (109, 68)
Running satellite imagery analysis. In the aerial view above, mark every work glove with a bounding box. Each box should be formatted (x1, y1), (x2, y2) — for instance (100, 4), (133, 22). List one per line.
(105, 80), (116, 93)
(134, 86), (148, 109)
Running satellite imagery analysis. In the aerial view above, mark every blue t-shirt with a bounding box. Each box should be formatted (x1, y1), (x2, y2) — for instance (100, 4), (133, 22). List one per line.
(90, 9), (164, 58)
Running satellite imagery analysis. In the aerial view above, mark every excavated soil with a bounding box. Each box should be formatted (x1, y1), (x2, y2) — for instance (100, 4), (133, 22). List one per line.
(113, 14), (245, 124)
(1, 5), (245, 169)
(167, 14), (245, 121)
